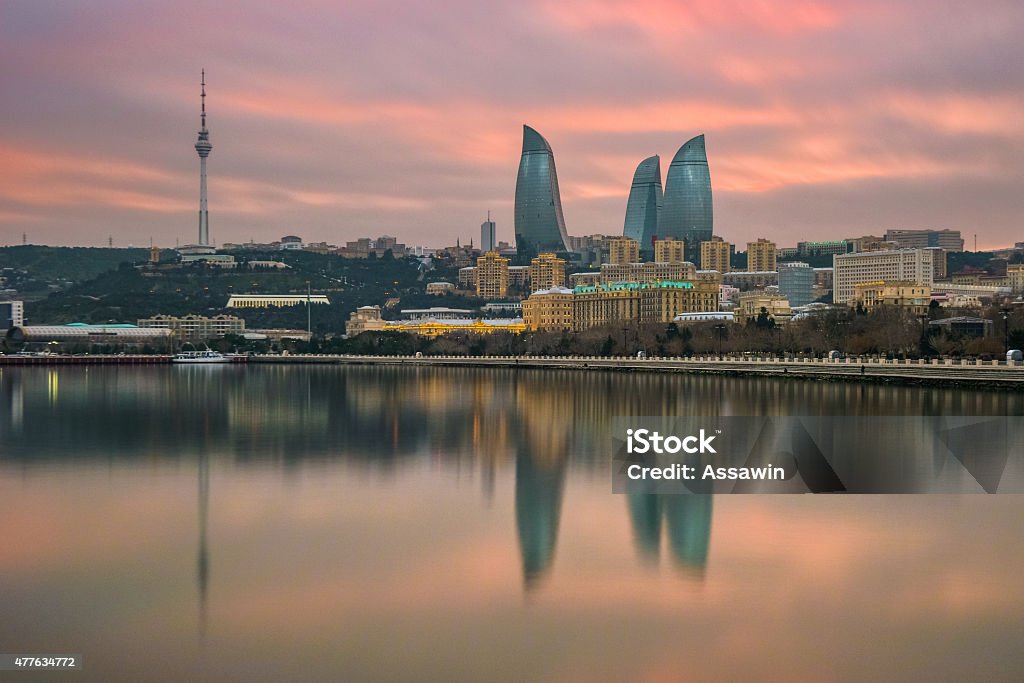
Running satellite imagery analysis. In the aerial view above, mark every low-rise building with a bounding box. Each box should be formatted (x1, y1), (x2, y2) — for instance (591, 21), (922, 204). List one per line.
(521, 280), (720, 331)
(568, 272), (601, 288)
(226, 294), (331, 308)
(425, 282), (456, 295)
(600, 261), (696, 285)
(852, 281), (932, 315)
(137, 314), (245, 342)
(928, 316), (993, 338)
(522, 287), (574, 331)
(345, 305), (525, 337)
(400, 307), (472, 320)
(737, 292), (793, 324)
(722, 271), (779, 291)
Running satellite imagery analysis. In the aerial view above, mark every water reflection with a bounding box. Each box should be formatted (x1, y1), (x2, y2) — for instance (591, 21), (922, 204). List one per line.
(3, 365), (1021, 463)
(2, 366), (1024, 680)
(628, 494), (713, 573)
(515, 448), (566, 589)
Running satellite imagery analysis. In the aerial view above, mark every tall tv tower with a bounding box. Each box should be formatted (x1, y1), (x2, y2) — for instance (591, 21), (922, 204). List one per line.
(194, 70), (213, 246)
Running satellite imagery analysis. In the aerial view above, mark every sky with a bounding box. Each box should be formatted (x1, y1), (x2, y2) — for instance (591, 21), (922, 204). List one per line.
(1, 0), (1023, 250)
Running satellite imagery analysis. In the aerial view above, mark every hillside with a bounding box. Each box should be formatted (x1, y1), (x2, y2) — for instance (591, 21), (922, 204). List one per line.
(24, 250), (425, 334)
(0, 246), (152, 300)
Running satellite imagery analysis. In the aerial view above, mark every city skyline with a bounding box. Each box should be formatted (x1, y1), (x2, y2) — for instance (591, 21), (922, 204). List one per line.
(3, 2), (1024, 250)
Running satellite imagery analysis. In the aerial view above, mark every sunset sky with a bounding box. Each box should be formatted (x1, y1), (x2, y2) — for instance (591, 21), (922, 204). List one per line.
(2, 1), (1023, 250)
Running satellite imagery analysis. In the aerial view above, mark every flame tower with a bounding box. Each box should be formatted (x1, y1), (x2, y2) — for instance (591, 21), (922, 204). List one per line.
(194, 70), (213, 246)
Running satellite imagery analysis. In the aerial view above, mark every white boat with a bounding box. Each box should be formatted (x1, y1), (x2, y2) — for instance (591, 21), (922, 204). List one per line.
(172, 349), (230, 364)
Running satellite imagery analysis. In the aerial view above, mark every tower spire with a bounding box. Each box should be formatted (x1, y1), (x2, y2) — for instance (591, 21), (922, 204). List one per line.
(200, 69), (207, 130)
(194, 69), (213, 247)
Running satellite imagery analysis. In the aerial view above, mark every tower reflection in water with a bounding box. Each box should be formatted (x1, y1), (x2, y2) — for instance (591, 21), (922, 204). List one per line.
(627, 493), (712, 574)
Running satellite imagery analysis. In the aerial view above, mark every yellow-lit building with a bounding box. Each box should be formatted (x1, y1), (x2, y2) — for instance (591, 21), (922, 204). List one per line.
(522, 280), (720, 331)
(600, 261), (696, 285)
(654, 238), (685, 264)
(528, 253), (566, 292)
(345, 305), (526, 337)
(737, 292), (792, 324)
(1009, 264), (1024, 293)
(747, 238), (777, 273)
(852, 281), (932, 315)
(700, 236), (732, 273)
(522, 287), (574, 331)
(476, 251), (509, 299)
(607, 237), (640, 265)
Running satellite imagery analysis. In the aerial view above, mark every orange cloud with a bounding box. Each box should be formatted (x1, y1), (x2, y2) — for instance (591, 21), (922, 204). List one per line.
(540, 0), (843, 36)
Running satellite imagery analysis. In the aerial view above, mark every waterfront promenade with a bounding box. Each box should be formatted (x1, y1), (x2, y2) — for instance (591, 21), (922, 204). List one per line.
(2, 352), (1022, 386)
(251, 353), (1024, 386)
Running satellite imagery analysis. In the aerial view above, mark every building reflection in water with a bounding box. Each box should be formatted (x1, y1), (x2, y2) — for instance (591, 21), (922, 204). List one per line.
(628, 493), (712, 574)
(197, 448), (210, 643)
(514, 448), (567, 590)
(3, 364), (1023, 601)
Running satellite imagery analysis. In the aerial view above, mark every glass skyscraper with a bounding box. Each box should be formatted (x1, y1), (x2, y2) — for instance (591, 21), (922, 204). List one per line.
(623, 155), (663, 251)
(515, 125), (571, 255)
(658, 134), (713, 259)
(778, 262), (815, 307)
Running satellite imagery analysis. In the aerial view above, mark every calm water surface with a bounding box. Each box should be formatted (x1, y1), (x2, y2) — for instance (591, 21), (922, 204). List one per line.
(1, 365), (1023, 682)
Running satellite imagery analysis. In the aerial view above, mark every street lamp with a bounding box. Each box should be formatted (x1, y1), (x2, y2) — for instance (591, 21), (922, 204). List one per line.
(917, 313), (929, 358)
(1002, 307), (1011, 359)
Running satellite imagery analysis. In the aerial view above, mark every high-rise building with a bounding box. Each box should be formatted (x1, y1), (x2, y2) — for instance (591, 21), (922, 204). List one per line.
(607, 237), (640, 265)
(747, 239), (777, 272)
(476, 251), (509, 299)
(884, 229), (964, 252)
(481, 213), (496, 253)
(778, 262), (814, 307)
(833, 249), (935, 303)
(1008, 264), (1024, 293)
(528, 253), (566, 292)
(0, 300), (24, 330)
(927, 247), (947, 280)
(659, 134), (713, 260)
(700, 236), (731, 273)
(654, 238), (685, 264)
(194, 70), (213, 247)
(514, 125), (570, 255)
(623, 155), (663, 251)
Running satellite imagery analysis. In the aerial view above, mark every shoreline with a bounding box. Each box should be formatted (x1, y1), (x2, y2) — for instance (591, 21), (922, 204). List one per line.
(4, 353), (1022, 389)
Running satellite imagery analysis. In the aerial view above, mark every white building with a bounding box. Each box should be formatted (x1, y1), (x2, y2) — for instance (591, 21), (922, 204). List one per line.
(1, 300), (24, 329)
(833, 249), (934, 304)
(226, 294), (330, 308)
